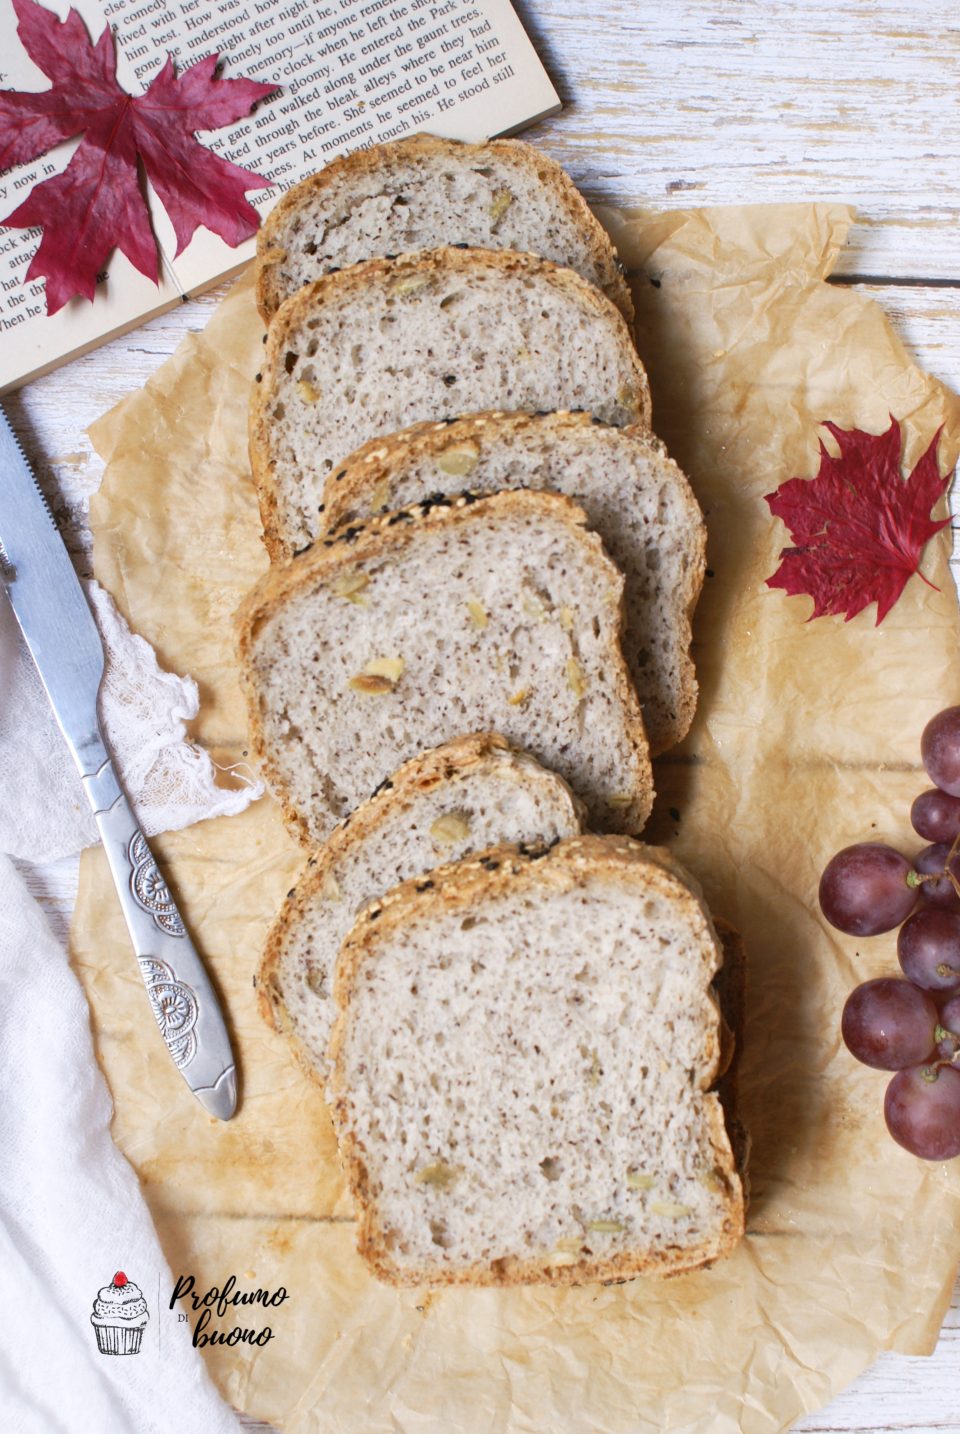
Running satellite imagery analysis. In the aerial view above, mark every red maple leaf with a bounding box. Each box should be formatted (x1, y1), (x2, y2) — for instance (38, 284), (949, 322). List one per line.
(0, 0), (277, 314)
(765, 417), (953, 624)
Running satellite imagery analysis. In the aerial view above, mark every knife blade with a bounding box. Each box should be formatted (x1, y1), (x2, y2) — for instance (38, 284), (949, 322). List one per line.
(0, 409), (237, 1120)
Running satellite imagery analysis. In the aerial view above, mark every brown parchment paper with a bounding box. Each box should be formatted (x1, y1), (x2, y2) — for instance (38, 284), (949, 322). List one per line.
(76, 201), (960, 1434)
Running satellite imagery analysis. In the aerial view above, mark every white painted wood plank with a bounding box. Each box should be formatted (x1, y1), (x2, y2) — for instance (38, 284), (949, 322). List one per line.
(851, 284), (960, 397)
(516, 0), (960, 280)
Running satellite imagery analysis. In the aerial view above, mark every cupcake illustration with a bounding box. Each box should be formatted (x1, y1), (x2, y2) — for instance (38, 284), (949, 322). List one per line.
(90, 1271), (149, 1355)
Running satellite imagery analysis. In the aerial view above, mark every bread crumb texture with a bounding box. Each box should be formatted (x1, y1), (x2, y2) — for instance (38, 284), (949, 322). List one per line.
(329, 836), (745, 1286)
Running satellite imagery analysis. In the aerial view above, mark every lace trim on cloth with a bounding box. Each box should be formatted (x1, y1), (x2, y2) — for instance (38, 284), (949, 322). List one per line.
(0, 579), (262, 862)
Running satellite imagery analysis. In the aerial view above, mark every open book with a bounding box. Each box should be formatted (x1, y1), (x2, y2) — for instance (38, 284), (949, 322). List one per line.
(0, 0), (559, 392)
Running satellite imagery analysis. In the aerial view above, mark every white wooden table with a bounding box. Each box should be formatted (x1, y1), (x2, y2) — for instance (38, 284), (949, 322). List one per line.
(12, 2), (960, 1428)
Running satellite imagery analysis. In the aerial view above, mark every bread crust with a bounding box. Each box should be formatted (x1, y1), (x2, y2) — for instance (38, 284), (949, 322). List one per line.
(249, 246), (652, 564)
(327, 834), (746, 1287)
(236, 487), (655, 843)
(255, 134), (634, 325)
(256, 731), (584, 1088)
(319, 411), (707, 753)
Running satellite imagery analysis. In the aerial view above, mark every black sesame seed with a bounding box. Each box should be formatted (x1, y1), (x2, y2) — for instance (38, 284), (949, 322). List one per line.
(372, 776), (395, 797)
(649, 276), (662, 288)
(669, 807), (681, 822)
(706, 568), (715, 578)
(254, 372), (262, 382)
(368, 908), (381, 921)
(419, 492), (453, 513)
(293, 543), (313, 557)
(442, 374), (458, 387)
(480, 857), (500, 871)
(415, 879), (435, 893)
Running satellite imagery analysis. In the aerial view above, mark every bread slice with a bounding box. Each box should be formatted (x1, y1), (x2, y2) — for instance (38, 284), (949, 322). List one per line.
(328, 834), (746, 1287)
(322, 412), (706, 754)
(259, 733), (583, 1080)
(236, 488), (654, 845)
(250, 246), (652, 560)
(255, 134), (633, 324)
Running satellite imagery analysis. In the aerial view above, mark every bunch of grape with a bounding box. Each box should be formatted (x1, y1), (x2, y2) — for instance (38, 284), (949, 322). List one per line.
(821, 706), (960, 1161)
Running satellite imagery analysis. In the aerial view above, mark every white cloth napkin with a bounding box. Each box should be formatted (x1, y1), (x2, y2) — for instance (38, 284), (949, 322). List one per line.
(0, 855), (241, 1434)
(0, 575), (262, 1429)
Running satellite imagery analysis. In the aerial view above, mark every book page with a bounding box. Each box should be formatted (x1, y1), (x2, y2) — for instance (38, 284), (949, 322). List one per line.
(0, 0), (185, 393)
(99, 0), (560, 294)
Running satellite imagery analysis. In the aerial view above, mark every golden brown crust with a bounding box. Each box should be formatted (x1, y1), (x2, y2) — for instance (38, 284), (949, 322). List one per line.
(235, 488), (655, 844)
(713, 920), (751, 1197)
(255, 134), (634, 325)
(328, 835), (746, 1287)
(318, 411), (707, 753)
(255, 732), (582, 1089)
(249, 246), (652, 564)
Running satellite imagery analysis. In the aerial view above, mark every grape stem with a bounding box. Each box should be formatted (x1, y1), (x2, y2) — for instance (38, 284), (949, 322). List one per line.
(949, 829), (960, 899)
(906, 829), (960, 898)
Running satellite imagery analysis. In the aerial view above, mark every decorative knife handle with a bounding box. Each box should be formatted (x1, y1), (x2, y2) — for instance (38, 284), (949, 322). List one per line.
(81, 749), (237, 1120)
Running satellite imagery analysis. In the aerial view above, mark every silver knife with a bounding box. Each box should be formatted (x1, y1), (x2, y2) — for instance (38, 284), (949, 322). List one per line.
(0, 410), (237, 1120)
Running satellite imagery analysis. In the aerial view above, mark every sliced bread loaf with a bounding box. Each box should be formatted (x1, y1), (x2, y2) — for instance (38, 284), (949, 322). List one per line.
(255, 134), (633, 324)
(236, 489), (654, 845)
(328, 834), (746, 1287)
(259, 733), (583, 1080)
(250, 246), (652, 560)
(322, 412), (706, 754)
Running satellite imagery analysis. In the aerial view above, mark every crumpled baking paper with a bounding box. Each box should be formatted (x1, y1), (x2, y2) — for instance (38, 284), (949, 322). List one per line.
(76, 201), (960, 1434)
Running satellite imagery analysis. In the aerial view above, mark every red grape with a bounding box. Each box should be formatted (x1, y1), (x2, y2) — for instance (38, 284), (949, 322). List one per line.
(819, 844), (917, 936)
(841, 978), (938, 1070)
(921, 706), (960, 797)
(914, 843), (960, 910)
(897, 909), (960, 992)
(936, 995), (960, 1061)
(884, 1064), (960, 1160)
(911, 788), (960, 844)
